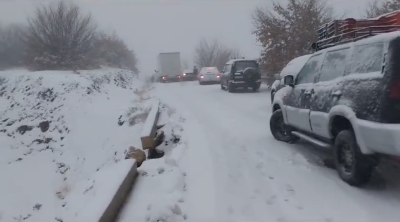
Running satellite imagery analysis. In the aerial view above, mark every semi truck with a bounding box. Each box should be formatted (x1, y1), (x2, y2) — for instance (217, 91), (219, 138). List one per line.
(157, 52), (182, 83)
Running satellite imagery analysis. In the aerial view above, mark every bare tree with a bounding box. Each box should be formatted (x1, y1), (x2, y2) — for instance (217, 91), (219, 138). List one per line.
(0, 23), (26, 70)
(93, 31), (139, 73)
(215, 47), (241, 71)
(194, 38), (241, 71)
(24, 1), (97, 71)
(253, 0), (333, 76)
(366, 0), (400, 18)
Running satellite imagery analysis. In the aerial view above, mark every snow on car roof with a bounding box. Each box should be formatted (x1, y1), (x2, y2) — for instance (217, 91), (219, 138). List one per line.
(352, 30), (400, 46)
(280, 54), (312, 78)
(225, 59), (257, 65)
(279, 31), (400, 78)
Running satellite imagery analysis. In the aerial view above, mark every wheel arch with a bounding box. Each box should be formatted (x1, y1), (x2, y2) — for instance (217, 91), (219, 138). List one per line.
(272, 100), (289, 124)
(328, 105), (373, 154)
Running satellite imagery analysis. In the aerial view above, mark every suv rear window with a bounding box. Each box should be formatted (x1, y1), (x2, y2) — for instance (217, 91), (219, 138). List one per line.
(234, 61), (259, 72)
(202, 67), (219, 74)
(349, 43), (384, 74)
(200, 67), (219, 74)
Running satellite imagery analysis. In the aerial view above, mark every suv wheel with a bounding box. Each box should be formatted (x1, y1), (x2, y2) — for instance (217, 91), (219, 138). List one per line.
(228, 82), (235, 93)
(270, 109), (299, 143)
(334, 130), (378, 186)
(252, 85), (260, 92)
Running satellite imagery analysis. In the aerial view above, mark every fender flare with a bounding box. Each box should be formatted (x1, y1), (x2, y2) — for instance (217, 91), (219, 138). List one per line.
(272, 97), (289, 124)
(328, 105), (373, 154)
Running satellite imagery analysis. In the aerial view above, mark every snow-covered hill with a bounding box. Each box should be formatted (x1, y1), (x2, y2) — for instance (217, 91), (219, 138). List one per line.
(0, 68), (153, 221)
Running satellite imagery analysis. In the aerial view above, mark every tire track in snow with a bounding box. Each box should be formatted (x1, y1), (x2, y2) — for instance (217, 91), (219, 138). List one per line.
(156, 84), (300, 221)
(156, 87), (218, 221)
(155, 83), (400, 222)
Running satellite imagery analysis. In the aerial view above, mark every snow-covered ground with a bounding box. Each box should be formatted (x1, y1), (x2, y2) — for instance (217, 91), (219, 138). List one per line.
(0, 68), (153, 221)
(119, 81), (400, 222)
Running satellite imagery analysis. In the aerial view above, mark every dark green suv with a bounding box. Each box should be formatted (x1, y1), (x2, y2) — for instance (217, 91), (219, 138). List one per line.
(220, 59), (262, 93)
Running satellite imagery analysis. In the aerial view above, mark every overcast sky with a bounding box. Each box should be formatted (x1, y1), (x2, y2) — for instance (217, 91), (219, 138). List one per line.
(0, 0), (369, 75)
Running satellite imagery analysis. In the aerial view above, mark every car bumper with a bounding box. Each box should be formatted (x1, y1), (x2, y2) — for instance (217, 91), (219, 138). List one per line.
(229, 79), (261, 87)
(356, 119), (400, 156)
(183, 75), (196, 81)
(160, 77), (182, 82)
(199, 77), (220, 83)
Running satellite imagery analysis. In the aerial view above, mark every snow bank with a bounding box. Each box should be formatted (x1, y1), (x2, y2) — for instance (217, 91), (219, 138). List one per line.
(74, 159), (136, 222)
(118, 104), (188, 222)
(0, 68), (154, 221)
(140, 100), (160, 138)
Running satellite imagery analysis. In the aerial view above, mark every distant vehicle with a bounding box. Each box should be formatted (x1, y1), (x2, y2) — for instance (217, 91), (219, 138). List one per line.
(270, 18), (400, 187)
(157, 52), (182, 83)
(182, 69), (196, 81)
(271, 54), (312, 103)
(220, 59), (261, 92)
(198, 67), (221, 85)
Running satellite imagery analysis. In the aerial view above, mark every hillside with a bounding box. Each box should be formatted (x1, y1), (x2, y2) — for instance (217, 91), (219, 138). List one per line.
(0, 68), (153, 221)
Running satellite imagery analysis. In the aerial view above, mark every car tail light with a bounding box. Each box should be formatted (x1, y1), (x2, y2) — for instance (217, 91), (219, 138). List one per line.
(177, 75), (181, 78)
(389, 80), (400, 99)
(217, 73), (220, 78)
(162, 76), (166, 79)
(200, 75), (204, 78)
(183, 73), (186, 76)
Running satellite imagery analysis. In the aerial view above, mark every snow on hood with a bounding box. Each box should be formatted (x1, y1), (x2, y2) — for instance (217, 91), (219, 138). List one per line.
(280, 54), (312, 78)
(0, 68), (152, 221)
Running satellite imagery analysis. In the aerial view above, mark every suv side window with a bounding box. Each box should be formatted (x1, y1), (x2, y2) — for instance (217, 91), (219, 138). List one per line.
(350, 43), (384, 74)
(296, 54), (323, 85)
(319, 48), (350, 82)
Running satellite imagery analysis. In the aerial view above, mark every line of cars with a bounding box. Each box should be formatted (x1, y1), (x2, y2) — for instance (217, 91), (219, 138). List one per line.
(197, 59), (262, 93)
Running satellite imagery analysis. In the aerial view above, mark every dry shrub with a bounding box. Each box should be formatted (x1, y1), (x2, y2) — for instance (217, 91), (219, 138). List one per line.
(24, 1), (97, 71)
(126, 106), (150, 126)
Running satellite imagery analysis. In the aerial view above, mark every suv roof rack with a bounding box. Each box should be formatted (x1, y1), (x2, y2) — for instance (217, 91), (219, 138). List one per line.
(313, 11), (400, 51)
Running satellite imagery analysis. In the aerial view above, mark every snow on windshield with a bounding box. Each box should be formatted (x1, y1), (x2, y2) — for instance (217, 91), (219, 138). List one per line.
(280, 54), (312, 77)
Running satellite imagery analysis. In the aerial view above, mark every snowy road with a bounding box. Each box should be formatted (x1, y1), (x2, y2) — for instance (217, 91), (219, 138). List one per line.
(155, 81), (400, 222)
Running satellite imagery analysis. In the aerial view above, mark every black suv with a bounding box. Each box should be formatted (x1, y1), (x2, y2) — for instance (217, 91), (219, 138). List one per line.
(220, 59), (261, 92)
(270, 29), (400, 187)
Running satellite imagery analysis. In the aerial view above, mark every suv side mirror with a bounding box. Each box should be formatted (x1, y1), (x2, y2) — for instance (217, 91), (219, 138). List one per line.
(284, 75), (294, 87)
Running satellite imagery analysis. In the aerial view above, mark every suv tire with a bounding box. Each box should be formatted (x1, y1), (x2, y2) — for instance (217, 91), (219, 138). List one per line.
(252, 85), (260, 92)
(228, 83), (235, 93)
(270, 109), (299, 143)
(334, 130), (378, 186)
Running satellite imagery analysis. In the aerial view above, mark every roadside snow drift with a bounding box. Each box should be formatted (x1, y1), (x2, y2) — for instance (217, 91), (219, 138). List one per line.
(118, 104), (190, 222)
(0, 68), (153, 221)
